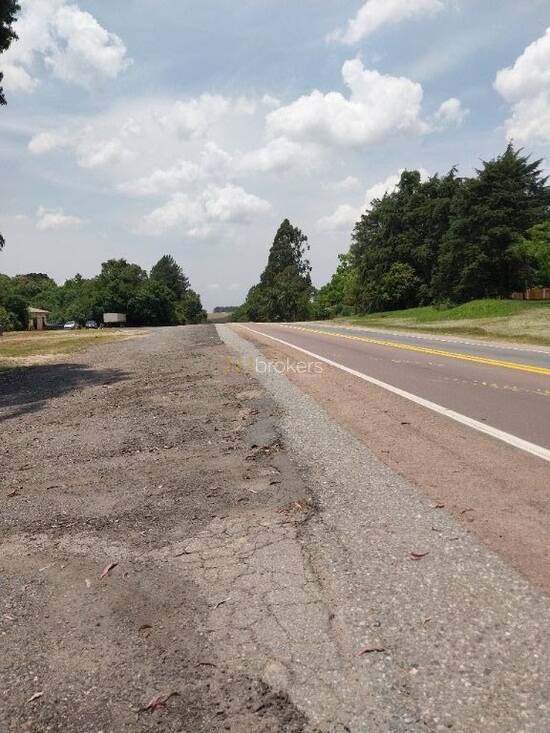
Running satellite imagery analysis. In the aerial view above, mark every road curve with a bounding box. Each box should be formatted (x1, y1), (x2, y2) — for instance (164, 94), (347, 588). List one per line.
(242, 322), (550, 456)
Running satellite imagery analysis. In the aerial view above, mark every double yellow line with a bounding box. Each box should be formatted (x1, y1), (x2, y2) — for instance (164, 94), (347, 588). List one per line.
(281, 325), (550, 377)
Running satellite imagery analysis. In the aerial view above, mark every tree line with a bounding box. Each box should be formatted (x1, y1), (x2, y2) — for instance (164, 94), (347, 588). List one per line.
(237, 144), (550, 322)
(0, 255), (206, 330)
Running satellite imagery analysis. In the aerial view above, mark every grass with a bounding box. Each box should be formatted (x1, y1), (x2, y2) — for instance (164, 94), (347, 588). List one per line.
(335, 299), (550, 346)
(207, 311), (235, 324)
(0, 329), (131, 368)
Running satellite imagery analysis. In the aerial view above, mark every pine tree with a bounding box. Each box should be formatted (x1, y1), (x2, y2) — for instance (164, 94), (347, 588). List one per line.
(150, 255), (190, 299)
(238, 220), (313, 322)
(434, 144), (550, 302)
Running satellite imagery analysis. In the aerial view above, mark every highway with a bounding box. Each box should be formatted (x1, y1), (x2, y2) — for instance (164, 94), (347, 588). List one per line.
(234, 320), (550, 592)
(241, 321), (550, 458)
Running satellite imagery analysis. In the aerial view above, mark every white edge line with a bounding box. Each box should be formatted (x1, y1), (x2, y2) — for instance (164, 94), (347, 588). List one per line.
(239, 325), (550, 465)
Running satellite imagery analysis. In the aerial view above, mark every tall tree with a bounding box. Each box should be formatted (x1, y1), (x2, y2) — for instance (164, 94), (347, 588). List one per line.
(96, 259), (148, 314)
(1, 1), (20, 253)
(0, 0), (20, 106)
(434, 144), (549, 302)
(351, 170), (461, 312)
(150, 255), (190, 299)
(237, 219), (313, 322)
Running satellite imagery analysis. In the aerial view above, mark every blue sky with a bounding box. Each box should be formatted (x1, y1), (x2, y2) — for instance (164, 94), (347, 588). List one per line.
(1, 0), (550, 308)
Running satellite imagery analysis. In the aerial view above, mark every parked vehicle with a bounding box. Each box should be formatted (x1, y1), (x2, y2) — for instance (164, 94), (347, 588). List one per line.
(64, 321), (79, 330)
(103, 312), (127, 327)
(85, 320), (98, 329)
(46, 322), (64, 330)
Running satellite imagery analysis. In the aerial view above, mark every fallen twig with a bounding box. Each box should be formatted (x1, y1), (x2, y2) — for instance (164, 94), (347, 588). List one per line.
(355, 645), (386, 657)
(100, 562), (118, 579)
(141, 691), (179, 712)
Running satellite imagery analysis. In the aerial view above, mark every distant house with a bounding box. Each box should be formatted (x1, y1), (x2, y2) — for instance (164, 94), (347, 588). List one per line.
(28, 307), (49, 331)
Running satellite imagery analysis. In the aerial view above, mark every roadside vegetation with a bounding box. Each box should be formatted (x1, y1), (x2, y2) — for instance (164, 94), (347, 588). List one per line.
(339, 299), (550, 346)
(0, 329), (130, 368)
(0, 255), (206, 331)
(232, 145), (550, 338)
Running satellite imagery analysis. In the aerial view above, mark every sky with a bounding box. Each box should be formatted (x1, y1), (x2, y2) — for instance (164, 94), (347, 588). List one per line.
(1, 0), (550, 310)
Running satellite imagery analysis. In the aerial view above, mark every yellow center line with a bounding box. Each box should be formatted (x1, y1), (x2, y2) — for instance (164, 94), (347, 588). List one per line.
(277, 325), (550, 377)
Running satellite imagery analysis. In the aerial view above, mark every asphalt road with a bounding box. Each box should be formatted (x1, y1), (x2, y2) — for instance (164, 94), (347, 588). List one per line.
(241, 322), (550, 456)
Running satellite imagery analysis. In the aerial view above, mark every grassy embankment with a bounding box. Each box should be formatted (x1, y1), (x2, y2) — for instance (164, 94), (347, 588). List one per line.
(336, 299), (550, 346)
(0, 329), (131, 369)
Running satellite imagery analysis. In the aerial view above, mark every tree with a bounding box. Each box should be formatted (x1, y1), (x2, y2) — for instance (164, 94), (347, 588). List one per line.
(434, 144), (549, 302)
(1, 1), (20, 252)
(311, 253), (358, 319)
(128, 280), (176, 326)
(351, 169), (462, 312)
(96, 259), (148, 314)
(516, 221), (550, 287)
(150, 255), (190, 299)
(237, 219), (313, 322)
(176, 289), (207, 324)
(0, 0), (20, 106)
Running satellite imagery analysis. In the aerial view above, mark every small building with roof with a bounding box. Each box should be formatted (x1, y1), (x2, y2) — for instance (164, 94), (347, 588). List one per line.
(28, 307), (49, 331)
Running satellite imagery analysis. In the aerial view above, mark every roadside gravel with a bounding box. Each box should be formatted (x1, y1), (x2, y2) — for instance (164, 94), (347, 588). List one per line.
(219, 324), (550, 733)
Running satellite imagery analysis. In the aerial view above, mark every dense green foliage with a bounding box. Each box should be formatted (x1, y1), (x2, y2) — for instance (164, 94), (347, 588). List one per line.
(313, 144), (550, 317)
(0, 256), (206, 330)
(150, 254), (190, 299)
(311, 253), (357, 319)
(0, 0), (19, 106)
(235, 219), (313, 321)
(516, 222), (550, 287)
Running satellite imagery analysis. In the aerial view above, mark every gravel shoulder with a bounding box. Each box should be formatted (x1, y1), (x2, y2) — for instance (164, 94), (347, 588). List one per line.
(220, 324), (550, 733)
(1, 326), (318, 733)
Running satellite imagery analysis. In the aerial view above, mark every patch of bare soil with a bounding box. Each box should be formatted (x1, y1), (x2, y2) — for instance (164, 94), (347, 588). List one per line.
(0, 326), (316, 733)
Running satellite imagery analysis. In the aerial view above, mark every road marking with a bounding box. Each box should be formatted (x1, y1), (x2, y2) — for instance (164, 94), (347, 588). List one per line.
(240, 325), (550, 464)
(310, 322), (550, 355)
(280, 324), (550, 377)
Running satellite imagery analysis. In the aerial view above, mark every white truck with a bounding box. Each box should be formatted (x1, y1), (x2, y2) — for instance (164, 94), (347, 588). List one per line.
(103, 312), (127, 327)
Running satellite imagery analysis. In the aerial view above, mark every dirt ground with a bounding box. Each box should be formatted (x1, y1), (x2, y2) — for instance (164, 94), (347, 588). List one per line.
(0, 326), (318, 733)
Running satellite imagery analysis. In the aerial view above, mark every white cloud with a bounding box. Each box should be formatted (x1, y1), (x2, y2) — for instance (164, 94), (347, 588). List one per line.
(28, 130), (69, 154)
(117, 142), (232, 196)
(1, 0), (131, 93)
(76, 137), (132, 168)
(1, 63), (39, 92)
(262, 94), (281, 109)
(202, 184), (271, 223)
(118, 160), (202, 196)
(317, 168), (428, 231)
(239, 136), (321, 173)
(317, 204), (359, 232)
(267, 59), (430, 148)
(29, 128), (131, 169)
(158, 94), (231, 138)
(329, 0), (444, 45)
(436, 97), (469, 127)
(45, 4), (131, 86)
(36, 206), (83, 231)
(494, 28), (550, 144)
(325, 176), (362, 192)
(199, 142), (233, 176)
(141, 185), (271, 236)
